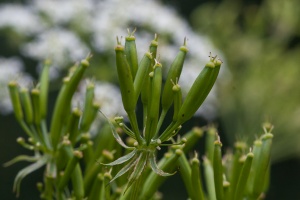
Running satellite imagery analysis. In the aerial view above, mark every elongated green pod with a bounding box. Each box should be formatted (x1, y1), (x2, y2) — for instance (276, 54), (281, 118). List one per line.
(234, 152), (254, 200)
(125, 29), (138, 79)
(56, 138), (72, 172)
(88, 173), (104, 200)
(145, 61), (162, 144)
(79, 82), (95, 132)
(140, 35), (158, 127)
(50, 56), (90, 149)
(178, 153), (196, 200)
(20, 87), (34, 124)
(172, 81), (182, 122)
(66, 107), (82, 145)
(161, 38), (188, 113)
(191, 154), (205, 200)
(251, 133), (273, 198)
(133, 52), (152, 103)
(58, 150), (83, 190)
(140, 149), (182, 200)
(246, 139), (262, 196)
(141, 35), (158, 120)
(228, 141), (247, 200)
(159, 58), (221, 142)
(39, 60), (50, 119)
(182, 127), (203, 153)
(149, 34), (158, 65)
(206, 126), (217, 162)
(71, 164), (85, 200)
(8, 81), (23, 122)
(213, 139), (224, 200)
(176, 60), (216, 124)
(83, 150), (114, 196)
(115, 38), (142, 143)
(203, 157), (216, 200)
(31, 88), (41, 126)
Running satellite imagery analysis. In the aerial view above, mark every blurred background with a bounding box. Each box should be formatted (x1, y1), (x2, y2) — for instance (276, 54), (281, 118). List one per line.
(1, 0), (300, 199)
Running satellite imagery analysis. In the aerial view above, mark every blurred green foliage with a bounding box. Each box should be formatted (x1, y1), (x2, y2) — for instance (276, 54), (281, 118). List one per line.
(191, 0), (300, 162)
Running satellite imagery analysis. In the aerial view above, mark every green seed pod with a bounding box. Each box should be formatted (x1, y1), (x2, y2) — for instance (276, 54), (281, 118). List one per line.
(234, 152), (254, 200)
(88, 173), (104, 200)
(141, 34), (158, 127)
(58, 150), (83, 190)
(180, 127), (203, 153)
(50, 56), (90, 149)
(125, 29), (139, 79)
(83, 150), (114, 196)
(251, 133), (273, 198)
(178, 152), (196, 200)
(228, 141), (247, 199)
(19, 87), (34, 124)
(176, 60), (216, 124)
(246, 139), (262, 196)
(79, 82), (95, 130)
(133, 52), (152, 103)
(161, 38), (188, 113)
(172, 81), (182, 122)
(115, 37), (142, 143)
(203, 157), (217, 200)
(191, 154), (205, 200)
(159, 57), (221, 143)
(8, 81), (23, 121)
(31, 88), (41, 126)
(39, 59), (50, 119)
(145, 61), (162, 143)
(149, 34), (158, 64)
(206, 126), (218, 162)
(66, 107), (82, 145)
(71, 162), (85, 199)
(213, 139), (224, 200)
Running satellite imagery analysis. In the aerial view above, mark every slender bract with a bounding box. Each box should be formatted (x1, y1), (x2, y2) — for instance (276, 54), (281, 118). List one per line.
(125, 29), (139, 79)
(140, 149), (182, 199)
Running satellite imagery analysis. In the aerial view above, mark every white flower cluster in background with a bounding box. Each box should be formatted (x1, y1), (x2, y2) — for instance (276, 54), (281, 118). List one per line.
(0, 57), (33, 114)
(0, 0), (227, 119)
